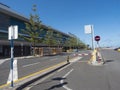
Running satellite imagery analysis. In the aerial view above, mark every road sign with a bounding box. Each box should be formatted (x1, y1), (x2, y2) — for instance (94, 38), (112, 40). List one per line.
(84, 25), (92, 34)
(8, 25), (18, 40)
(8, 25), (18, 87)
(84, 25), (95, 50)
(95, 36), (100, 41)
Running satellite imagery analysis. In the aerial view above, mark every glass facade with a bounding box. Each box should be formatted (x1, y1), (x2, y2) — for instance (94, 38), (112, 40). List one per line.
(10, 17), (26, 33)
(0, 4), (71, 58)
(0, 12), (27, 41)
(0, 12), (31, 57)
(0, 13), (10, 30)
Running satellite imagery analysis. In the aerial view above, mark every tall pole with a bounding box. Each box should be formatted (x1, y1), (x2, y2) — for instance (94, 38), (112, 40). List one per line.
(91, 25), (95, 50)
(10, 26), (14, 87)
(8, 25), (18, 87)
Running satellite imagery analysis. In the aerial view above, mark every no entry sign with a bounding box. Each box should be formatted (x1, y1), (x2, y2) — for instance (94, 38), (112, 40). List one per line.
(95, 36), (100, 41)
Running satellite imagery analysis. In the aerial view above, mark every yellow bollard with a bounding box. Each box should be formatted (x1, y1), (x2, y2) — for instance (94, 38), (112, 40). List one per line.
(89, 49), (97, 64)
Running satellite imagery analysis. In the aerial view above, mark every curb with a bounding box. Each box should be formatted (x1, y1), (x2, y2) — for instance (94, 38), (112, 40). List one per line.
(16, 63), (69, 90)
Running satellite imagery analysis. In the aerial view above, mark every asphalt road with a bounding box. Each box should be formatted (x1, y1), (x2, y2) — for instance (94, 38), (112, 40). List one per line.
(0, 52), (70, 86)
(23, 49), (120, 90)
(0, 50), (91, 88)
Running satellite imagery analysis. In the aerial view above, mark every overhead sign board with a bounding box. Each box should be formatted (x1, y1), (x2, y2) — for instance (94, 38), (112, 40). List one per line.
(8, 25), (18, 40)
(84, 25), (92, 34)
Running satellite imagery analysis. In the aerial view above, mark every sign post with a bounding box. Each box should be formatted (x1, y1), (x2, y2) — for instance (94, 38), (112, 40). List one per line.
(8, 25), (18, 87)
(95, 35), (101, 50)
(84, 25), (95, 50)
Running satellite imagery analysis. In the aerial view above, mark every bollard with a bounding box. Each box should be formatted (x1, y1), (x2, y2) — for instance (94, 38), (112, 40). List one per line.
(67, 55), (70, 63)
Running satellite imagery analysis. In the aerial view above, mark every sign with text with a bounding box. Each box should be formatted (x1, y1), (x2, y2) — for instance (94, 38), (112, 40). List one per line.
(84, 25), (92, 34)
(8, 25), (18, 40)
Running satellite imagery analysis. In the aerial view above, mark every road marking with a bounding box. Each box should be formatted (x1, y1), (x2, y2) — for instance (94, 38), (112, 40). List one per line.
(7, 59), (18, 84)
(23, 73), (55, 90)
(57, 64), (70, 72)
(0, 60), (5, 65)
(0, 59), (10, 65)
(50, 58), (58, 61)
(22, 62), (41, 68)
(70, 57), (82, 62)
(60, 69), (74, 90)
(78, 61), (88, 63)
(58, 57), (82, 72)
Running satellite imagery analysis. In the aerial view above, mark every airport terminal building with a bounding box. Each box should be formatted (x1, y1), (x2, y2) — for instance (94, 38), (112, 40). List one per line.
(0, 3), (70, 58)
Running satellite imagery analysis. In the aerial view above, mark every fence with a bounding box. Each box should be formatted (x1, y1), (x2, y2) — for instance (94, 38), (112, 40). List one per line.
(35, 47), (62, 56)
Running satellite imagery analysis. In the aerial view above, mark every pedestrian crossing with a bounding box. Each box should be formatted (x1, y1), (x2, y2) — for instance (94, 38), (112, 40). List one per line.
(73, 53), (91, 56)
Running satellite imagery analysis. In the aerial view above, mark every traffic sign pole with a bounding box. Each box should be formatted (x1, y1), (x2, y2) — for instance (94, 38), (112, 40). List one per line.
(10, 37), (14, 87)
(95, 35), (100, 48)
(84, 25), (95, 50)
(91, 25), (95, 50)
(10, 26), (14, 87)
(8, 25), (18, 87)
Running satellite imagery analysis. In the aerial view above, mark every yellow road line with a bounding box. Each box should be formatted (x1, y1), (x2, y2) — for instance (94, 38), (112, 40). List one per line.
(0, 61), (66, 89)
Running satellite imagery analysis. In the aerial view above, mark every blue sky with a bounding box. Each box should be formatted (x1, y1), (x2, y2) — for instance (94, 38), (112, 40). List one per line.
(1, 0), (120, 47)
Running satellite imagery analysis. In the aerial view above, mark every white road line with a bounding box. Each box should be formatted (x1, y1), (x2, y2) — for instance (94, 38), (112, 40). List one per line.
(22, 62), (41, 68)
(22, 58), (57, 67)
(60, 69), (74, 90)
(57, 57), (82, 72)
(57, 64), (70, 72)
(0, 60), (5, 65)
(50, 58), (58, 61)
(0, 59), (10, 65)
(70, 57), (82, 62)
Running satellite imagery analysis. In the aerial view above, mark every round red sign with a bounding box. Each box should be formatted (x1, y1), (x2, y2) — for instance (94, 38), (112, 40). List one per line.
(95, 36), (100, 41)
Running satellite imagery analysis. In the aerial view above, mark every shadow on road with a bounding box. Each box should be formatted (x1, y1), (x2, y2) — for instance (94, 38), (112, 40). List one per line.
(52, 77), (66, 81)
(44, 77), (67, 90)
(105, 60), (114, 63)
(45, 82), (68, 90)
